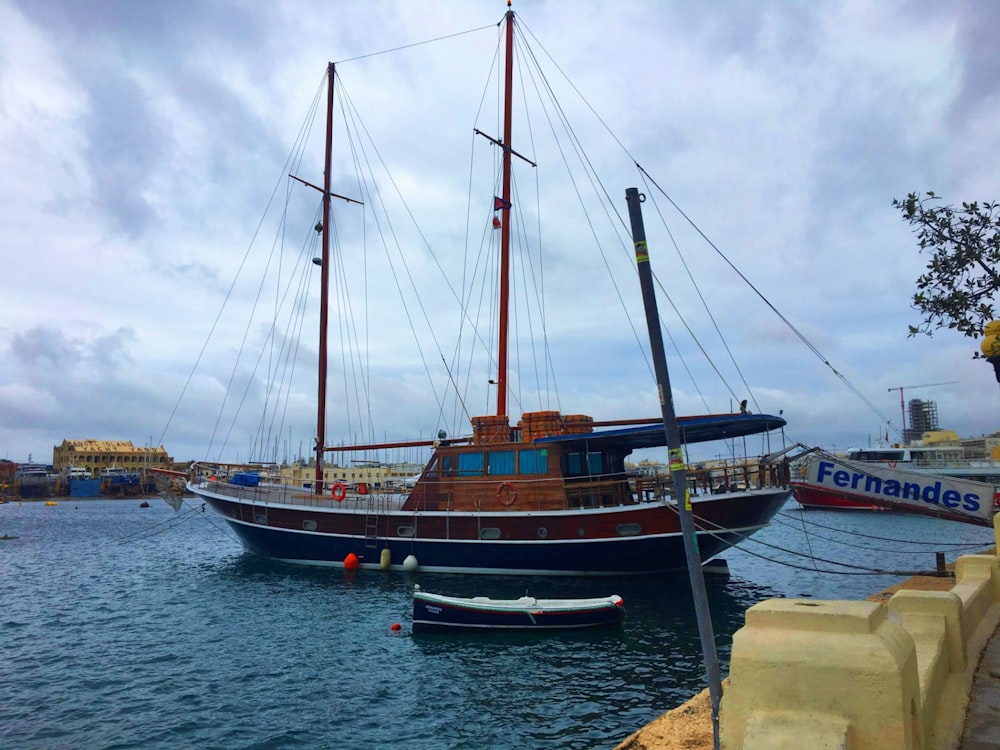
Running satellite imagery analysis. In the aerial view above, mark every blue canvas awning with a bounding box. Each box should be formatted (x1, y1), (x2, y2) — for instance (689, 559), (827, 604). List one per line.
(531, 413), (786, 451)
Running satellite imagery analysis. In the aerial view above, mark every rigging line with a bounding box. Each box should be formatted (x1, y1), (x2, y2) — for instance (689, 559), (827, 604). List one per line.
(337, 87), (515, 427)
(508, 55), (549, 412)
(637, 165), (898, 433)
(333, 23), (496, 65)
(449, 23), (508, 427)
(255, 210), (299, 460)
(517, 32), (718, 415)
(767, 511), (989, 555)
(258, 124), (318, 461)
(513, 33), (655, 389)
(213, 80), (325, 460)
(341, 106), (383, 446)
(517, 18), (757, 417)
(336, 80), (501, 425)
(504, 40), (557, 412)
(776, 509), (995, 547)
(440, 354), (472, 423)
(640, 173), (756, 413)
(109, 504), (207, 545)
(334, 86), (452, 427)
(716, 535), (935, 577)
(515, 18), (634, 237)
(189, 501), (242, 542)
(506, 163), (549, 415)
(219, 206), (319, 460)
(158, 71), (326, 459)
(266, 231), (315, 460)
(792, 498), (821, 572)
(455, 39), (501, 432)
(684, 504), (934, 575)
(511, 32), (574, 415)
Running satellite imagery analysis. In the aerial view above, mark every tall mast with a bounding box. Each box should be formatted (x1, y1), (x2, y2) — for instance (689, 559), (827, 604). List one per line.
(315, 62), (335, 491)
(496, 4), (514, 417)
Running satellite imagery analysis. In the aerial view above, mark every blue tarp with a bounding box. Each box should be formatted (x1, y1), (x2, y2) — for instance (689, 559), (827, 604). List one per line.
(70, 479), (102, 497)
(230, 472), (260, 487)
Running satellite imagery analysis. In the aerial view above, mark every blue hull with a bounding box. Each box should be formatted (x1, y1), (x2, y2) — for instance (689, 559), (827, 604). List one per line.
(210, 506), (775, 576)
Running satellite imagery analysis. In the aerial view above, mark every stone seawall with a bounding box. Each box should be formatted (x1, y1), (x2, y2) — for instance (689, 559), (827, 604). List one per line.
(617, 515), (1000, 750)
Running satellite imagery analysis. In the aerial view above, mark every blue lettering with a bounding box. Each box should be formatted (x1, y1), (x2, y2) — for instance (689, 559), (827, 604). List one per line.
(863, 475), (883, 493)
(940, 490), (960, 509)
(962, 494), (982, 513)
(814, 460), (983, 515)
(922, 482), (941, 504)
(816, 461), (835, 483)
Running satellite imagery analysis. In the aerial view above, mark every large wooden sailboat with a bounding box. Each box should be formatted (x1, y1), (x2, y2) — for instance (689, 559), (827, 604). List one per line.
(187, 7), (792, 575)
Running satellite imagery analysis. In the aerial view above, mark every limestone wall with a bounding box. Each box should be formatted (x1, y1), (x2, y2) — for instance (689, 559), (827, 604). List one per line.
(720, 515), (1000, 750)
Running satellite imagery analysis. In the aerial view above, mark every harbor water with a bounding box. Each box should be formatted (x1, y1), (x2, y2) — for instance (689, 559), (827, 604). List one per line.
(0, 498), (993, 749)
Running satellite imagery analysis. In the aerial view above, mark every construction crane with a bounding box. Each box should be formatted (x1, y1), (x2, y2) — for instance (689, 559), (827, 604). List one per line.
(887, 381), (959, 436)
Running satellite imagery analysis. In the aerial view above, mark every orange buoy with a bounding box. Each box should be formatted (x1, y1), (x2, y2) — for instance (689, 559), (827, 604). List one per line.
(344, 552), (360, 570)
(391, 622), (401, 632)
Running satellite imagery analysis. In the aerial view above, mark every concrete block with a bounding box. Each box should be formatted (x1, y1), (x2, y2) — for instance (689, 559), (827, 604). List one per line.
(720, 599), (921, 750)
(889, 590), (966, 673)
(956, 555), (1000, 602)
(743, 710), (849, 750)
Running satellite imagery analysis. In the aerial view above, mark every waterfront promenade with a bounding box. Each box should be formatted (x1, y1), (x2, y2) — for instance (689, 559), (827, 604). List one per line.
(617, 518), (1000, 750)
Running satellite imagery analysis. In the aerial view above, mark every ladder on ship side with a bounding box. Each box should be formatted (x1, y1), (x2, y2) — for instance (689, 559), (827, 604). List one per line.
(363, 496), (379, 548)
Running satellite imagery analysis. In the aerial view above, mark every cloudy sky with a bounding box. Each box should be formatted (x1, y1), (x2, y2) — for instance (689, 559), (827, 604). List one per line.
(2, 0), (999, 467)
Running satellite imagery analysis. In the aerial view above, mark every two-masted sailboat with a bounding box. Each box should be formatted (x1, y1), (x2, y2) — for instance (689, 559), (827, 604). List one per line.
(187, 7), (792, 575)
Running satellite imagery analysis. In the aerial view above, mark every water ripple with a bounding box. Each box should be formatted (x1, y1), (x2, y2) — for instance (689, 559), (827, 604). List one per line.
(0, 498), (992, 748)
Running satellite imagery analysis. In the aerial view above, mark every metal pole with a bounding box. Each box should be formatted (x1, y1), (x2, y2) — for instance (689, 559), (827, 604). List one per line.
(625, 187), (723, 750)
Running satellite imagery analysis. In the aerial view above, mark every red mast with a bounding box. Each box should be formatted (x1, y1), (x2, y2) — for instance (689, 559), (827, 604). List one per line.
(496, 5), (514, 418)
(315, 62), (335, 491)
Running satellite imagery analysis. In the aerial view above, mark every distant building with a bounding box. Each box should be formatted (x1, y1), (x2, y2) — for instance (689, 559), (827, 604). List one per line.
(279, 460), (425, 488)
(52, 439), (173, 477)
(904, 399), (939, 444)
(958, 432), (1000, 462)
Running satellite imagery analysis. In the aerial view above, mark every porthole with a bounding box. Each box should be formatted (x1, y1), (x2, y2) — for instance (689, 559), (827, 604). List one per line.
(537, 527), (548, 539)
(616, 523), (642, 536)
(480, 527), (501, 540)
(302, 520), (317, 531)
(253, 514), (267, 525)
(577, 528), (586, 537)
(397, 526), (415, 537)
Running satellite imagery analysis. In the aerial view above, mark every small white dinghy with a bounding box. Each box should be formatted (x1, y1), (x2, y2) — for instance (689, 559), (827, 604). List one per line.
(412, 585), (625, 633)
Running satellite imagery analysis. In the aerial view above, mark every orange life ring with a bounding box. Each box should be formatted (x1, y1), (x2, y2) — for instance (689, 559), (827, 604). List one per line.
(497, 481), (517, 507)
(331, 482), (347, 502)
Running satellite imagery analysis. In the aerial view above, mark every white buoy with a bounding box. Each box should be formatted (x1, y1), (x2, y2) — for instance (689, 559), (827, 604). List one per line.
(380, 548), (391, 570)
(403, 554), (419, 572)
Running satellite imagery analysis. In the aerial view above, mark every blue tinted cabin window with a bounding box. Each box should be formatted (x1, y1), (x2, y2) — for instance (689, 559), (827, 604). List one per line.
(588, 452), (602, 474)
(457, 452), (484, 476)
(567, 451), (603, 477)
(518, 449), (548, 475)
(568, 453), (583, 475)
(488, 450), (515, 476)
